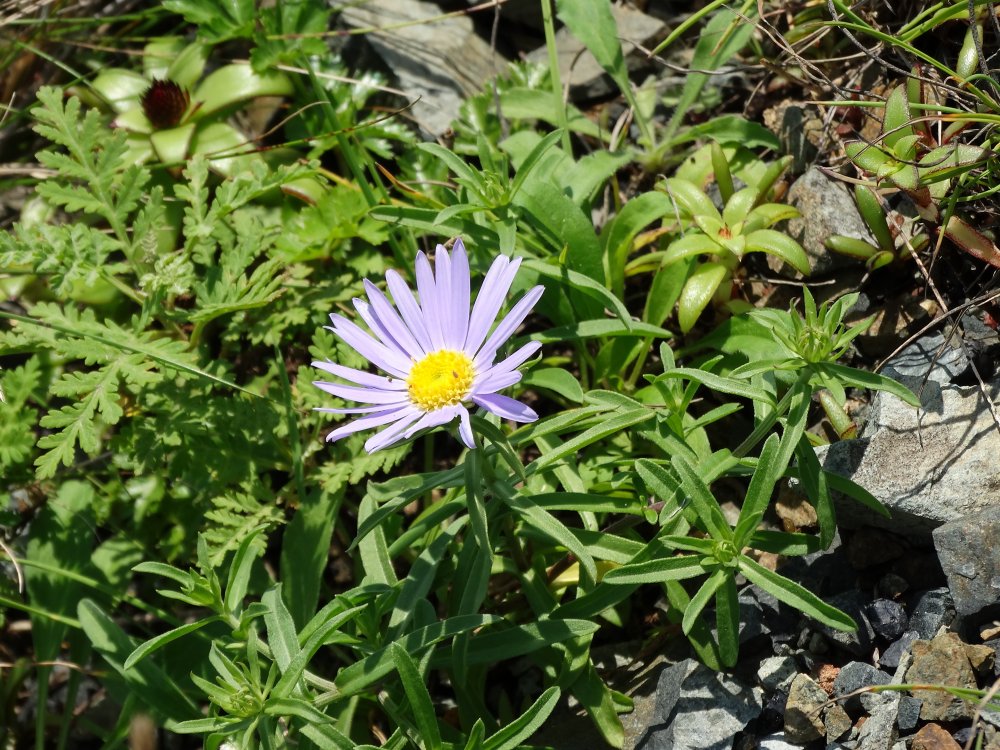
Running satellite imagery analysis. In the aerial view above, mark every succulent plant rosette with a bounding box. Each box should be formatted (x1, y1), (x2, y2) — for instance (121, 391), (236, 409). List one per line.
(85, 37), (292, 176)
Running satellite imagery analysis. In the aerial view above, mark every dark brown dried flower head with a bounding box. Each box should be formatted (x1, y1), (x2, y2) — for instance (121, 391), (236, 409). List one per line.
(141, 79), (189, 130)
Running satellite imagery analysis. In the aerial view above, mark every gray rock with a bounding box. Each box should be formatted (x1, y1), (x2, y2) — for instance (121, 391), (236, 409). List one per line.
(817, 590), (876, 656)
(879, 631), (919, 671)
(878, 333), (968, 394)
(833, 662), (891, 715)
(340, 0), (508, 136)
(637, 659), (763, 750)
(932, 505), (1000, 617)
(856, 694), (899, 750)
(781, 167), (875, 276)
(908, 588), (955, 639)
(865, 599), (908, 641)
(784, 673), (827, 743)
(817, 373), (1000, 539)
(896, 695), (922, 731)
(757, 656), (798, 692)
(825, 703), (854, 742)
(526, 5), (667, 100)
(757, 733), (801, 750)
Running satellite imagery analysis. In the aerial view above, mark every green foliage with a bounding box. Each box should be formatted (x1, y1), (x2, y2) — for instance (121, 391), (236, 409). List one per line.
(1, 4), (941, 749)
(658, 153), (807, 332)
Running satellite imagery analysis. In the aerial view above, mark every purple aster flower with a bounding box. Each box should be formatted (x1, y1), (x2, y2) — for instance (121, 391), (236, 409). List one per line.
(313, 239), (544, 453)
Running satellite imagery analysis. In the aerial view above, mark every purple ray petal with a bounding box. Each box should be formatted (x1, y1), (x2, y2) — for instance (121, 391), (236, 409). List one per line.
(473, 393), (538, 423)
(449, 239), (470, 348)
(478, 341), (541, 382)
(313, 381), (410, 404)
(327, 314), (411, 378)
(415, 251), (444, 349)
(364, 408), (423, 453)
(472, 370), (522, 395)
(386, 269), (433, 352)
(312, 360), (407, 390)
(325, 405), (415, 443)
(403, 404), (462, 439)
(433, 244), (456, 344)
(315, 404), (403, 415)
(472, 285), (544, 367)
(458, 408), (475, 449)
(464, 255), (519, 354)
(363, 280), (424, 359)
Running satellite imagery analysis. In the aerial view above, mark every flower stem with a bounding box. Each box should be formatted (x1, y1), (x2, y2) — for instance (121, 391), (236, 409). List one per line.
(541, 0), (573, 155)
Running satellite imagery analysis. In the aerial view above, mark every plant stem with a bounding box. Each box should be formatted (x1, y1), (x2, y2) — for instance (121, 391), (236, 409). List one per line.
(541, 0), (573, 155)
(733, 372), (810, 458)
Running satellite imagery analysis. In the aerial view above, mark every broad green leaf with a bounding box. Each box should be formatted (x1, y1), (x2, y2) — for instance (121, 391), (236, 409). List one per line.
(602, 189), (674, 298)
(521, 367), (584, 403)
(682, 568), (727, 635)
(881, 85), (913, 150)
(663, 6), (757, 143)
(527, 407), (655, 473)
(483, 687), (560, 750)
(334, 615), (499, 696)
(738, 555), (856, 631)
(533, 319), (670, 343)
(390, 643), (442, 750)
(262, 584), (300, 673)
(660, 178), (720, 220)
(522, 259), (631, 328)
(515, 182), (604, 286)
(744, 229), (810, 274)
(603, 555), (709, 585)
(815, 363), (920, 407)
(428, 619), (600, 668)
(124, 617), (222, 670)
(677, 261), (728, 333)
(150, 123), (196, 165)
(90, 68), (149, 111)
(192, 64), (292, 118)
(78, 599), (198, 722)
(225, 525), (266, 615)
(716, 575), (740, 667)
(732, 433), (782, 548)
(570, 661), (626, 749)
(561, 149), (634, 205)
(747, 530), (823, 556)
(498, 88), (605, 139)
(556, 0), (629, 97)
(658, 367), (775, 405)
(672, 453), (732, 541)
(663, 233), (723, 265)
(674, 114), (781, 149)
(845, 141), (892, 175)
(503, 493), (597, 585)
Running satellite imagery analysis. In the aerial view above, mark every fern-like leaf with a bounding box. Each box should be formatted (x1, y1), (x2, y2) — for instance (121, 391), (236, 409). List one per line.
(31, 86), (149, 240)
(202, 490), (284, 566)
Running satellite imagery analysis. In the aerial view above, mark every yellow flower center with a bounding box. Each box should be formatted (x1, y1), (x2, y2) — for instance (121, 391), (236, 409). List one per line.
(407, 350), (476, 411)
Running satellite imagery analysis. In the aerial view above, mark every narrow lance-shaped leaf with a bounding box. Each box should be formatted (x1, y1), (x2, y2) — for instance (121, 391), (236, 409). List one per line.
(738, 554), (857, 631)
